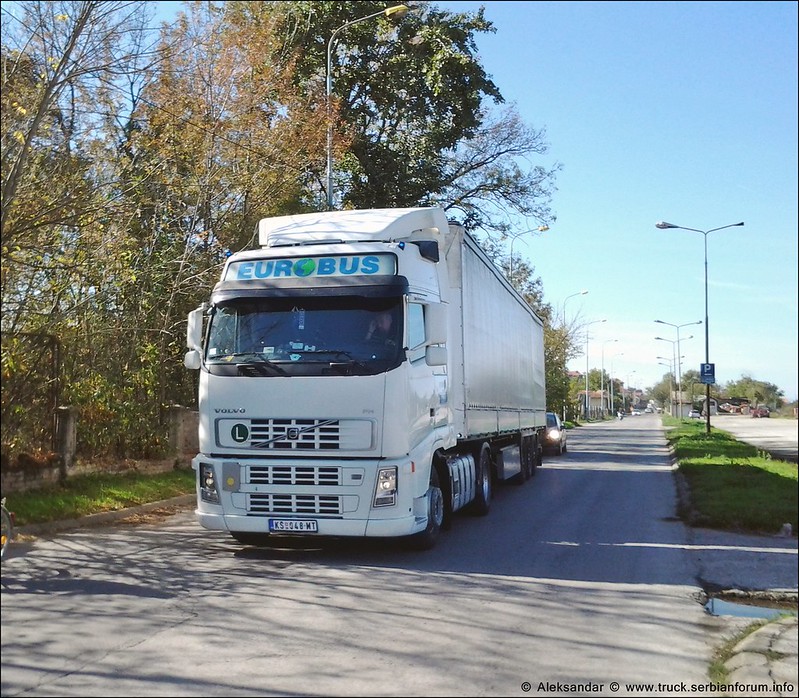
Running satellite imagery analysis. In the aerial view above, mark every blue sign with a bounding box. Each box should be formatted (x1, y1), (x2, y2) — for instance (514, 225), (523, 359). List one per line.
(700, 363), (715, 385)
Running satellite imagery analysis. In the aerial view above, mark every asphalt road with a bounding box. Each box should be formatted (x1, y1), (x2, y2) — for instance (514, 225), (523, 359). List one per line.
(1, 415), (796, 697)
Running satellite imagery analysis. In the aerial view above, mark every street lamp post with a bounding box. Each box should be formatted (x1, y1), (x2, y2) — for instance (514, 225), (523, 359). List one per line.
(656, 335), (693, 417)
(600, 339), (618, 418)
(656, 354), (683, 414)
(560, 290), (587, 422)
(610, 352), (623, 414)
(655, 319), (701, 416)
(656, 220), (744, 433)
(583, 319), (607, 420)
(508, 226), (549, 280)
(625, 371), (637, 413)
(326, 5), (409, 210)
(562, 289), (588, 322)
(657, 360), (674, 413)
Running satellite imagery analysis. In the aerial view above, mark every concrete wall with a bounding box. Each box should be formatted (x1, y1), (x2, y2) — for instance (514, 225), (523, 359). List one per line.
(1, 406), (199, 494)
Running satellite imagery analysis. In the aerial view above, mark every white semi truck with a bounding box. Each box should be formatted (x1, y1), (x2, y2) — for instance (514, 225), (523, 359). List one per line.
(184, 207), (547, 549)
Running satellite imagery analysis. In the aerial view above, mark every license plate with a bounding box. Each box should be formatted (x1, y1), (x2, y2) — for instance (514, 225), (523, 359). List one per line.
(268, 519), (318, 533)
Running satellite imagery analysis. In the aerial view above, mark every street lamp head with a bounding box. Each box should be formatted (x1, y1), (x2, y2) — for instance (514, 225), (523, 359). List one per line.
(656, 221), (745, 234)
(384, 4), (411, 17)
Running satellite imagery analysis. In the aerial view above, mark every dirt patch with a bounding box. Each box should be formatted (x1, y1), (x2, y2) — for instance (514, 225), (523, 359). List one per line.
(714, 589), (798, 613)
(112, 501), (195, 526)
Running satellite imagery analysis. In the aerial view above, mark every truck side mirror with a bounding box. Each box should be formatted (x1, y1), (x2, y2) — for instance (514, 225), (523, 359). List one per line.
(425, 303), (447, 345)
(184, 350), (201, 370)
(425, 346), (447, 366)
(186, 305), (205, 351)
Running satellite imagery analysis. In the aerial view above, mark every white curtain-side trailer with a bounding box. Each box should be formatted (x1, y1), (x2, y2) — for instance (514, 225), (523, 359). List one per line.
(184, 207), (547, 550)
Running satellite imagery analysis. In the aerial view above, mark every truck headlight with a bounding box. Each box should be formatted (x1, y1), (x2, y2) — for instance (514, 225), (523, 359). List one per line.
(373, 466), (397, 507)
(199, 463), (220, 504)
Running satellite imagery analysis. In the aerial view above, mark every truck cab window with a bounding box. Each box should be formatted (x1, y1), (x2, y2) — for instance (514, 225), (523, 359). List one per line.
(205, 296), (403, 375)
(407, 304), (426, 350)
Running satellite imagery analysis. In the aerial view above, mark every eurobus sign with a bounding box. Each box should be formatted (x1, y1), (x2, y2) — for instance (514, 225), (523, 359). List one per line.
(225, 254), (396, 281)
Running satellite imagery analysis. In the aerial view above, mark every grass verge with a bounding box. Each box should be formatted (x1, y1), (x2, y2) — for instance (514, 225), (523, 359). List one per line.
(7, 468), (195, 526)
(663, 416), (798, 535)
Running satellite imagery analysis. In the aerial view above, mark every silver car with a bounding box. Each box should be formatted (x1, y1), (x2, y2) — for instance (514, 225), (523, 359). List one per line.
(543, 412), (567, 456)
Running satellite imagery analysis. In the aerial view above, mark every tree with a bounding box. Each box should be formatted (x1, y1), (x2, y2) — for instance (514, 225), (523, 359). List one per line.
(649, 371), (674, 410)
(1, 0), (167, 458)
(724, 375), (784, 409)
(259, 1), (560, 232)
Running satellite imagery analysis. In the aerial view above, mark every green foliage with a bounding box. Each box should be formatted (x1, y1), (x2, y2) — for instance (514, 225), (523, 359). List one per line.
(679, 461), (797, 533)
(724, 374), (785, 409)
(268, 1), (559, 230)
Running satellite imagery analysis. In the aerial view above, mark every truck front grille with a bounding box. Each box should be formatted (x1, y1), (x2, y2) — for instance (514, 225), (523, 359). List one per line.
(249, 465), (341, 486)
(217, 417), (373, 451)
(250, 418), (341, 450)
(248, 493), (342, 515)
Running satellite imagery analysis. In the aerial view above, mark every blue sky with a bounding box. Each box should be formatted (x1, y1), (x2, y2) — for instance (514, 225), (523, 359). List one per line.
(440, 0), (798, 400)
(153, 1), (797, 401)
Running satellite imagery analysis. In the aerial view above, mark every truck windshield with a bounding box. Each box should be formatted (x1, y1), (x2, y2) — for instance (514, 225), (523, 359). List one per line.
(205, 296), (403, 376)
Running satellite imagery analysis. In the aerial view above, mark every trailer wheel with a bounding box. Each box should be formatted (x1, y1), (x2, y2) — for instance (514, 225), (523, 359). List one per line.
(512, 435), (529, 485)
(407, 467), (444, 550)
(470, 443), (492, 516)
(530, 435), (542, 476)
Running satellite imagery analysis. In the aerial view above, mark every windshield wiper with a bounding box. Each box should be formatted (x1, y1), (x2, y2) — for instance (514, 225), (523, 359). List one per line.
(301, 350), (369, 373)
(217, 352), (288, 375)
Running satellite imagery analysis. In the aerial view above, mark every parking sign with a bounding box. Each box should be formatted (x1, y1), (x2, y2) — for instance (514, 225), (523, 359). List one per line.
(700, 363), (715, 385)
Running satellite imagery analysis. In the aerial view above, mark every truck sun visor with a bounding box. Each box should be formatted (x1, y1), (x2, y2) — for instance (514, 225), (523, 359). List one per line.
(211, 275), (410, 301)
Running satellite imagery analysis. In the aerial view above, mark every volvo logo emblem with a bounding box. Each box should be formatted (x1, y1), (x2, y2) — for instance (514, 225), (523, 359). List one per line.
(287, 427), (300, 440)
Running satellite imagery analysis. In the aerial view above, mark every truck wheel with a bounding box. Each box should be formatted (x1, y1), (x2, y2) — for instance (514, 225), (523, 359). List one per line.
(407, 467), (444, 550)
(470, 443), (492, 516)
